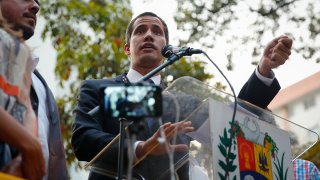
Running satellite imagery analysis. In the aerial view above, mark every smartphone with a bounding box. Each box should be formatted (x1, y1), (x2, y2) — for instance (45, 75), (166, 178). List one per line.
(101, 84), (162, 119)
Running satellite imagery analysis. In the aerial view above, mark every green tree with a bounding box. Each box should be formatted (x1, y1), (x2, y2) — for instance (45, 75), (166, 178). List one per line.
(39, 0), (213, 167)
(175, 0), (320, 70)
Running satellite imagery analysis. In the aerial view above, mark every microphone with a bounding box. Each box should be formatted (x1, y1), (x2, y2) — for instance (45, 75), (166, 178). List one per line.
(161, 45), (202, 58)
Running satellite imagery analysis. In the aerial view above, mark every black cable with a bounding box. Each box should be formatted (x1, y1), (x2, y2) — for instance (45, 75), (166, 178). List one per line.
(201, 51), (238, 125)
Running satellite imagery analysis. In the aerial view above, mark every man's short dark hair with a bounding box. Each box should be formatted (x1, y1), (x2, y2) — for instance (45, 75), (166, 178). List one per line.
(125, 12), (169, 45)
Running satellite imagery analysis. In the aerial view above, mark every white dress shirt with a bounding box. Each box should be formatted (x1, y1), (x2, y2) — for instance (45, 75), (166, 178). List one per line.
(126, 68), (161, 85)
(31, 56), (49, 180)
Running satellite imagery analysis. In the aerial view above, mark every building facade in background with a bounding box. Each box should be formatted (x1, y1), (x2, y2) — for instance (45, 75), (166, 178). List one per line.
(269, 72), (320, 167)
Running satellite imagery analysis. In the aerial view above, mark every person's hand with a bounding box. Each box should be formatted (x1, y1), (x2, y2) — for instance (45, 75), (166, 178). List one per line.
(1, 155), (23, 178)
(259, 35), (293, 77)
(136, 121), (194, 158)
(19, 134), (45, 180)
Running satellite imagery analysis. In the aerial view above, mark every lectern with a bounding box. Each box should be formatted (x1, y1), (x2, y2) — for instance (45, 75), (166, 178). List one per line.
(85, 76), (319, 179)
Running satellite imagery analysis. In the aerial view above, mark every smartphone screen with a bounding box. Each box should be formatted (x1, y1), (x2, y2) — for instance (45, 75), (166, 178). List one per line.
(102, 84), (162, 118)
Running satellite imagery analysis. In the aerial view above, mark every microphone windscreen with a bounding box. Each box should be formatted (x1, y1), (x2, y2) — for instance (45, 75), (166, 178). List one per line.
(161, 44), (173, 58)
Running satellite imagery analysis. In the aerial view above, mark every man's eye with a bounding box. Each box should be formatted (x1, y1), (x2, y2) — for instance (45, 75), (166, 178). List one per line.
(154, 31), (162, 35)
(135, 29), (145, 35)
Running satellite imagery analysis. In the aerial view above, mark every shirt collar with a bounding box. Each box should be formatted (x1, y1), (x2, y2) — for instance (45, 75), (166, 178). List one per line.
(31, 53), (39, 72)
(127, 68), (161, 85)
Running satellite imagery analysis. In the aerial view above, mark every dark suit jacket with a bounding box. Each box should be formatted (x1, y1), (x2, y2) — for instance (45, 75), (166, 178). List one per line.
(72, 71), (280, 179)
(30, 70), (68, 180)
(72, 73), (155, 179)
(238, 71), (280, 109)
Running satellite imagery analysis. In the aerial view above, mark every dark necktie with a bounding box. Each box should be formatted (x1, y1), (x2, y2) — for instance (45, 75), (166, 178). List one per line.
(144, 79), (159, 134)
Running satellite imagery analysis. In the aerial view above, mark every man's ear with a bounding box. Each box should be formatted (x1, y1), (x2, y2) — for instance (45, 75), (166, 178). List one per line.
(124, 44), (130, 55)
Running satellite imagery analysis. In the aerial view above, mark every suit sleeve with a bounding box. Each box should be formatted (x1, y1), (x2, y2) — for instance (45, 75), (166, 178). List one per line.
(71, 80), (118, 161)
(238, 71), (280, 109)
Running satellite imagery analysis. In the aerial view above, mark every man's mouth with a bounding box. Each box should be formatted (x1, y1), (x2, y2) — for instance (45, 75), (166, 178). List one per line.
(141, 43), (156, 50)
(23, 13), (37, 26)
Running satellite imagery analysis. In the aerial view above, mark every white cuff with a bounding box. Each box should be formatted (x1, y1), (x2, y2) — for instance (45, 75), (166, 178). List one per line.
(133, 141), (143, 162)
(255, 67), (275, 87)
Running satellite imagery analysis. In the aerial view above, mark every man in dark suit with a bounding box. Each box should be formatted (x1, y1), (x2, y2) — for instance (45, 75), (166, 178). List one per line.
(71, 12), (292, 179)
(0, 0), (68, 179)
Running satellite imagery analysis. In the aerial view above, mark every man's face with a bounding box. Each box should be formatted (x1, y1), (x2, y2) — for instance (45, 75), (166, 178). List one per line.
(124, 16), (167, 75)
(0, 0), (40, 40)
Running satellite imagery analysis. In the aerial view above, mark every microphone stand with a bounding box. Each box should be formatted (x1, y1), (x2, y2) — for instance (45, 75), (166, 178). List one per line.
(117, 117), (145, 180)
(117, 117), (126, 180)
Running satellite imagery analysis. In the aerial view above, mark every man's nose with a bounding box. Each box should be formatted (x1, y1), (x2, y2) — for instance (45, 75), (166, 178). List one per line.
(144, 30), (154, 41)
(30, 0), (40, 15)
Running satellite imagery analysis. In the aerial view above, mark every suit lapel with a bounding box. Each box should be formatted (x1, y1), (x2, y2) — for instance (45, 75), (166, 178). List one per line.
(116, 73), (129, 84)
